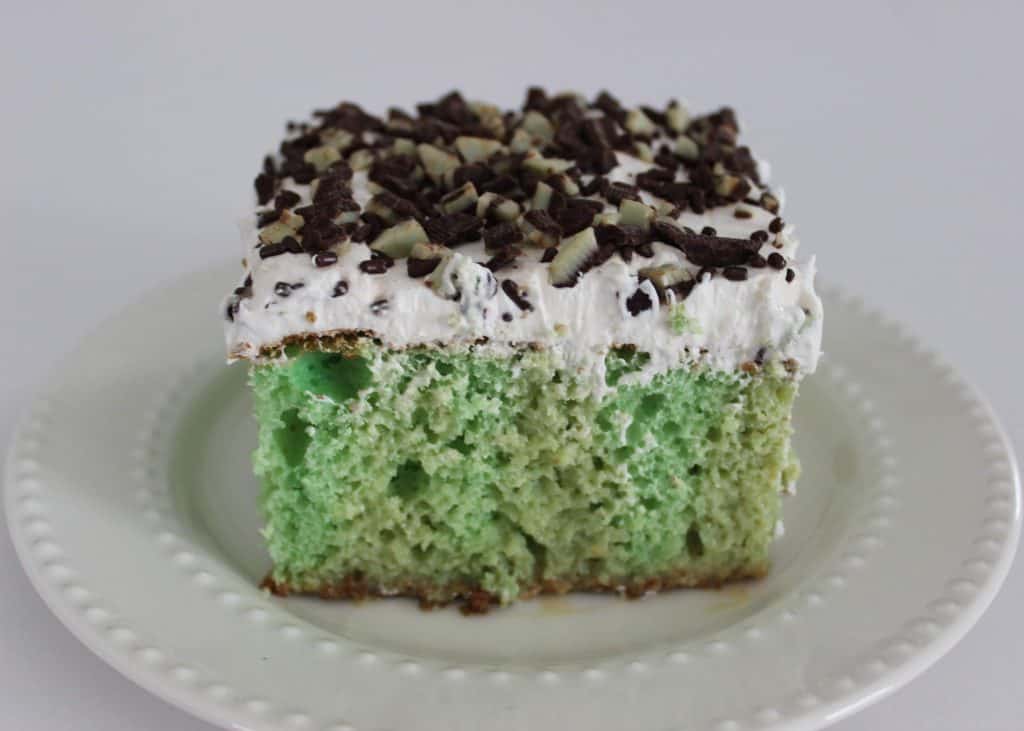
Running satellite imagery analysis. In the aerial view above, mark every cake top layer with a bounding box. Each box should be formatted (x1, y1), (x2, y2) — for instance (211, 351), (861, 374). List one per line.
(224, 89), (822, 380)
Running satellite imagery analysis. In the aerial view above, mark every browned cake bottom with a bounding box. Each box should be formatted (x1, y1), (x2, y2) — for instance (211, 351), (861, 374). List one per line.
(261, 565), (768, 615)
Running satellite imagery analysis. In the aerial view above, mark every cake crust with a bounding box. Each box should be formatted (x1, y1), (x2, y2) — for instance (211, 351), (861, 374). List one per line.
(261, 564), (767, 615)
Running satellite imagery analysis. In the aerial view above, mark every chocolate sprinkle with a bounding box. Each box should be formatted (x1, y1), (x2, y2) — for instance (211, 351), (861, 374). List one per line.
(750, 229), (769, 244)
(500, 278), (533, 311)
(541, 247), (558, 263)
(359, 258), (390, 274)
(786, 268), (796, 283)
(332, 280), (349, 297)
(723, 266), (748, 282)
(274, 281), (303, 297)
(370, 298), (389, 315)
(767, 252), (786, 270)
(768, 217), (784, 233)
(313, 251), (338, 267)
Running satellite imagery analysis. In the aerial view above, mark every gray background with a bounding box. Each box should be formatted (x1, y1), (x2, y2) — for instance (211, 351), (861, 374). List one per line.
(2, 0), (1021, 728)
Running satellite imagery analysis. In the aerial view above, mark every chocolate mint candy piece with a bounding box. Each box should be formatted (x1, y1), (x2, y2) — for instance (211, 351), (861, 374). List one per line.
(549, 227), (598, 288)
(604, 181), (641, 205)
(593, 90), (626, 123)
(254, 173), (276, 205)
(523, 86), (549, 112)
(370, 219), (428, 258)
(553, 205), (596, 236)
(351, 219), (381, 244)
(767, 252), (786, 270)
(618, 199), (655, 230)
(675, 135), (699, 161)
(274, 190), (301, 210)
(417, 143), (460, 185)
(485, 246), (522, 272)
(455, 136), (505, 164)
(483, 221), (523, 250)
(521, 209), (561, 248)
(424, 213), (483, 245)
(666, 100), (690, 133)
(723, 266), (748, 281)
(439, 182), (478, 215)
(366, 191), (420, 225)
(257, 209), (280, 228)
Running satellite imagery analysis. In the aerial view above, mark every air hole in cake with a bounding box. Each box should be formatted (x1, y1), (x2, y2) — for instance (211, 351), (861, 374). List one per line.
(389, 460), (428, 500)
(291, 352), (372, 403)
(686, 525), (705, 558)
(274, 409), (311, 469)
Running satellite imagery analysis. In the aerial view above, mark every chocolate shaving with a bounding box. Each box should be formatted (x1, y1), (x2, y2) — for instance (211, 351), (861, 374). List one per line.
(485, 247), (522, 272)
(482, 221), (523, 249)
(407, 257), (441, 278)
(626, 288), (653, 316)
(679, 233), (760, 267)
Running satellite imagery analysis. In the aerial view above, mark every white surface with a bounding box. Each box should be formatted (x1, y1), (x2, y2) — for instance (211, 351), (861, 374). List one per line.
(5, 264), (1019, 731)
(1, 1), (1021, 728)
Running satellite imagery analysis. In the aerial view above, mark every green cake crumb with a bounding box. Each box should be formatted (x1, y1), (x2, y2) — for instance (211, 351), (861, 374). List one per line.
(669, 303), (700, 335)
(250, 344), (799, 605)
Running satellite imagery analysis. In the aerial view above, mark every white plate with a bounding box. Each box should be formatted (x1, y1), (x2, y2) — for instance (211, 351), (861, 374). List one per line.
(5, 264), (1019, 731)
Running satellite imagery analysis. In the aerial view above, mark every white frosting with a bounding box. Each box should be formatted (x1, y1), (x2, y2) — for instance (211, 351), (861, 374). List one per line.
(225, 152), (823, 389)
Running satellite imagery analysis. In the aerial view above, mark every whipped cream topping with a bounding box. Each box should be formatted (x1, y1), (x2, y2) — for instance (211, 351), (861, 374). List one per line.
(225, 91), (822, 389)
(226, 153), (822, 388)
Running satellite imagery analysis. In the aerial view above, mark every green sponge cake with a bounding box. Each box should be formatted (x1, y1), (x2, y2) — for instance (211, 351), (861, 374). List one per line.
(223, 88), (823, 612)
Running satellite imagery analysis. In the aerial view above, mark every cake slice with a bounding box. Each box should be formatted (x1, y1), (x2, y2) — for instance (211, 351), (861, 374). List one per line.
(223, 89), (823, 612)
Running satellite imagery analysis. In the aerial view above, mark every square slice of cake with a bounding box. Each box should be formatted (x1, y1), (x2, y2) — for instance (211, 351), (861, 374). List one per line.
(223, 89), (823, 612)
